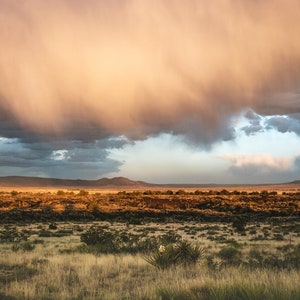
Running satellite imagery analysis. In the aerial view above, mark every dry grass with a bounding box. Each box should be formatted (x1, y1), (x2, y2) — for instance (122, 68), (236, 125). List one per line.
(1, 251), (154, 299)
(0, 218), (299, 299)
(0, 249), (300, 299)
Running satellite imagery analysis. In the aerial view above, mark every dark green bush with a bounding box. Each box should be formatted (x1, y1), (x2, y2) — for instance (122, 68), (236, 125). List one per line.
(246, 247), (300, 270)
(176, 189), (186, 195)
(0, 228), (28, 243)
(218, 246), (241, 265)
(38, 229), (53, 237)
(284, 244), (300, 269)
(12, 242), (35, 252)
(80, 226), (158, 254)
(0, 264), (37, 283)
(159, 231), (182, 244)
(80, 227), (116, 252)
(48, 223), (57, 230)
(232, 217), (247, 233)
(165, 190), (174, 195)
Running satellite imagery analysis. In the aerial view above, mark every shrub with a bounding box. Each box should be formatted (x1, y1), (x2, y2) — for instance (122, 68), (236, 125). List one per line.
(176, 189), (186, 195)
(78, 190), (89, 196)
(232, 217), (247, 234)
(231, 190), (241, 195)
(143, 190), (153, 195)
(247, 245), (300, 269)
(165, 190), (174, 195)
(206, 255), (223, 270)
(248, 249), (264, 268)
(175, 240), (205, 266)
(10, 190), (18, 196)
(38, 229), (54, 237)
(12, 242), (35, 252)
(87, 201), (99, 212)
(31, 258), (49, 266)
(260, 190), (269, 197)
(144, 244), (178, 270)
(269, 191), (278, 196)
(81, 227), (111, 245)
(48, 223), (57, 230)
(194, 190), (204, 195)
(0, 228), (28, 243)
(0, 264), (37, 283)
(219, 189), (230, 195)
(159, 231), (182, 244)
(80, 226), (156, 254)
(284, 244), (300, 269)
(144, 240), (205, 269)
(218, 246), (241, 265)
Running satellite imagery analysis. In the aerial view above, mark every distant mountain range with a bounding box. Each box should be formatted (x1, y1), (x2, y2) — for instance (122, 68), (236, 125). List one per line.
(0, 176), (298, 188)
(0, 176), (153, 187)
(289, 180), (300, 185)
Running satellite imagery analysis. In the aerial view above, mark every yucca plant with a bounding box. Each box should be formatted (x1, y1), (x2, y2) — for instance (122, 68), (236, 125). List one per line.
(144, 244), (178, 270)
(144, 240), (205, 270)
(175, 240), (205, 266)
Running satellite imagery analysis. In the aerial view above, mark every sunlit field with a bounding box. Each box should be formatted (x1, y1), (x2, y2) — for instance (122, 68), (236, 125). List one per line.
(0, 187), (299, 299)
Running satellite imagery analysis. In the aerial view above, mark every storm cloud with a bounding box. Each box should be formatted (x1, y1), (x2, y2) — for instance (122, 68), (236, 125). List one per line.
(241, 110), (264, 136)
(0, 137), (125, 178)
(0, 0), (300, 181)
(240, 110), (300, 137)
(0, 0), (300, 144)
(265, 114), (300, 137)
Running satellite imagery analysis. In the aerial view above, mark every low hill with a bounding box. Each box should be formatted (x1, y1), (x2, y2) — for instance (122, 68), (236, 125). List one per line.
(289, 180), (300, 185)
(0, 176), (298, 189)
(0, 176), (153, 188)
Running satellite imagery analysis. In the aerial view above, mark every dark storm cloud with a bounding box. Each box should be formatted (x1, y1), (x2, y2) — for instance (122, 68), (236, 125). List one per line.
(0, 137), (124, 178)
(265, 115), (300, 136)
(0, 0), (300, 145)
(240, 107), (300, 137)
(0, 0), (300, 179)
(295, 156), (300, 168)
(171, 115), (236, 149)
(241, 110), (264, 136)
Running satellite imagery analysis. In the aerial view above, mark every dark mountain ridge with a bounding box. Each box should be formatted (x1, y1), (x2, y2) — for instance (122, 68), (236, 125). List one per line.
(0, 176), (153, 187)
(0, 176), (298, 188)
(289, 180), (300, 185)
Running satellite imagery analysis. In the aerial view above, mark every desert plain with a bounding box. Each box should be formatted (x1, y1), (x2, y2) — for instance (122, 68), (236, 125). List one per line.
(0, 182), (299, 299)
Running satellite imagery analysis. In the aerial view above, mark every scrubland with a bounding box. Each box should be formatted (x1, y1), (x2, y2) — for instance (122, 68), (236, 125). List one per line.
(0, 188), (299, 222)
(0, 188), (299, 299)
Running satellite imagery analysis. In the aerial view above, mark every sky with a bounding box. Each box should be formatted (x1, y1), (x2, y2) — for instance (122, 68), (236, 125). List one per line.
(0, 0), (300, 184)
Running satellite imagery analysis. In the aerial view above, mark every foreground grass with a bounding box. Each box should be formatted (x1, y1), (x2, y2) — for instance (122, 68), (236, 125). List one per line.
(1, 218), (299, 299)
(0, 250), (300, 300)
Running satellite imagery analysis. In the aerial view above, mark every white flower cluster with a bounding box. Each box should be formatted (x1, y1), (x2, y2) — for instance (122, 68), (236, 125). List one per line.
(159, 245), (166, 253)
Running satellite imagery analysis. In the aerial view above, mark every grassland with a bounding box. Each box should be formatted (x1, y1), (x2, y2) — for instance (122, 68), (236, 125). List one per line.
(0, 187), (299, 299)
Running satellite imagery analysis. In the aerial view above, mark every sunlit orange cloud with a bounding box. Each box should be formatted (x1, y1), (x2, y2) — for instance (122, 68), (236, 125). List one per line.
(0, 0), (300, 141)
